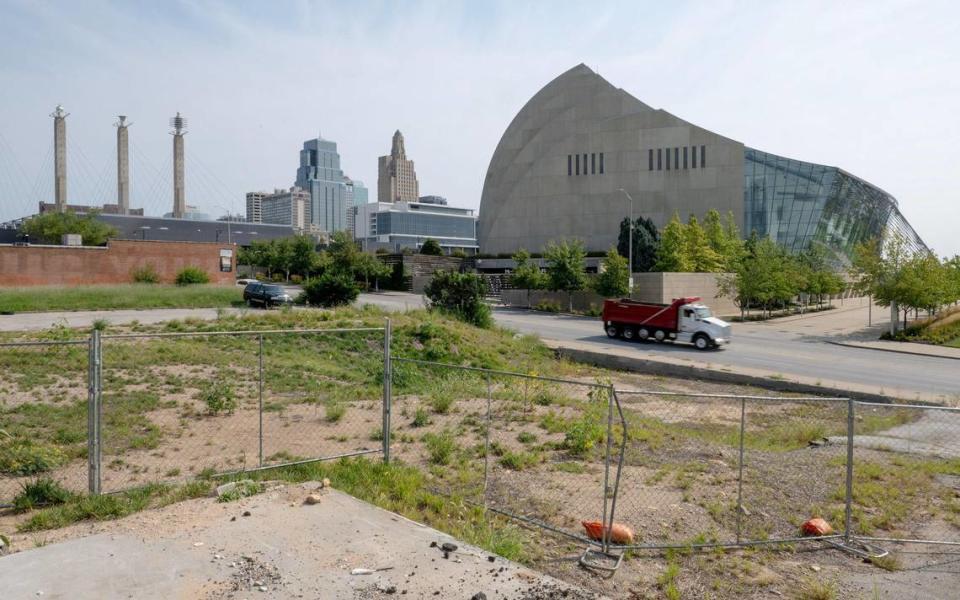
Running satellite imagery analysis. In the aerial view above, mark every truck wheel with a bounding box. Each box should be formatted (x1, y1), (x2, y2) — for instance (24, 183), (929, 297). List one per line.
(654, 329), (666, 342)
(693, 334), (711, 350)
(622, 327), (636, 341)
(637, 328), (650, 341)
(605, 324), (619, 338)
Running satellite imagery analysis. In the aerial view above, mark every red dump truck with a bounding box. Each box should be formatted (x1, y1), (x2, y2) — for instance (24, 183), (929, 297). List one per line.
(601, 297), (731, 350)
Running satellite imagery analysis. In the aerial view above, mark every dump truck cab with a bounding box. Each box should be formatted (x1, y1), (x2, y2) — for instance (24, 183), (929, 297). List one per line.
(676, 302), (731, 349)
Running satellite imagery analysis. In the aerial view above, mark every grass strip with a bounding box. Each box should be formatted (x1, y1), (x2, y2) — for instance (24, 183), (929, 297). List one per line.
(0, 284), (242, 313)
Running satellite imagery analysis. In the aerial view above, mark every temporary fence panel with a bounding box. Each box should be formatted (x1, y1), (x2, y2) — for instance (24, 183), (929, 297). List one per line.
(97, 327), (386, 494)
(99, 331), (263, 493)
(850, 401), (960, 547)
(611, 390), (849, 550)
(0, 339), (92, 503)
(390, 358), (622, 547)
(259, 328), (386, 469)
(9, 320), (960, 561)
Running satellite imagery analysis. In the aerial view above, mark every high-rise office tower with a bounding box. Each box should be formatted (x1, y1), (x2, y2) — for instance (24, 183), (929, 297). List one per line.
(344, 176), (368, 234)
(246, 191), (266, 223)
(295, 136), (347, 232)
(377, 130), (419, 203)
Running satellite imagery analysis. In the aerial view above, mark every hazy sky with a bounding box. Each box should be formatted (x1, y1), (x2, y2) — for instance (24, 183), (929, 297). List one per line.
(1, 0), (958, 255)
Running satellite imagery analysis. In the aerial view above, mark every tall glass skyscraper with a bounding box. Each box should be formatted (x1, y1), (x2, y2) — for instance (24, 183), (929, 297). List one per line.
(344, 176), (368, 234)
(295, 137), (347, 233)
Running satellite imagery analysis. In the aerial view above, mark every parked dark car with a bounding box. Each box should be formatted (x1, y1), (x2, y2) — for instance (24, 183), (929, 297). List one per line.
(243, 282), (293, 308)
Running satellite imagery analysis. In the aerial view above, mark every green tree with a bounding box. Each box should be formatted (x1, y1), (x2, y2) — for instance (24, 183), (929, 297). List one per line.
(719, 236), (799, 319)
(20, 210), (117, 246)
(289, 235), (321, 278)
(653, 214), (692, 272)
(593, 247), (629, 298)
(327, 231), (360, 273)
(946, 256), (960, 305)
(850, 234), (916, 330)
(544, 239), (587, 312)
(268, 237), (295, 281)
(702, 209), (745, 271)
(798, 244), (845, 308)
(685, 214), (723, 272)
(509, 248), (545, 307)
(353, 252), (392, 290)
(617, 215), (660, 272)
(420, 238), (443, 256)
(423, 270), (492, 328)
(240, 240), (272, 275)
(302, 270), (359, 307)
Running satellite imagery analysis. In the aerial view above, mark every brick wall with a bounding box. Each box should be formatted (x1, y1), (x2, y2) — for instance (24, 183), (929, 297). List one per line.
(0, 240), (236, 287)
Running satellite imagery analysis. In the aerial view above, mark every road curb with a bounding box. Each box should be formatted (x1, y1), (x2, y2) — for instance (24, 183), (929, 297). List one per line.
(825, 340), (960, 361)
(549, 344), (906, 404)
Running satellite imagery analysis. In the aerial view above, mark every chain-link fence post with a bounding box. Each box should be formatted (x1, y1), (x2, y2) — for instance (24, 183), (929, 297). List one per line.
(483, 371), (492, 504)
(844, 397), (854, 544)
(87, 330), (102, 495)
(382, 318), (392, 464)
(258, 333), (264, 468)
(601, 384), (615, 553)
(735, 396), (746, 544)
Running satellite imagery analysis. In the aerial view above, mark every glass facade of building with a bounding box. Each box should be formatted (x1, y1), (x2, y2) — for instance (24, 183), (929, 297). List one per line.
(376, 210), (476, 240)
(744, 148), (926, 265)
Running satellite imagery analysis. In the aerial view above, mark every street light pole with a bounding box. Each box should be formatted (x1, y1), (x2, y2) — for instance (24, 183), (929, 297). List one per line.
(618, 189), (635, 294)
(215, 205), (233, 244)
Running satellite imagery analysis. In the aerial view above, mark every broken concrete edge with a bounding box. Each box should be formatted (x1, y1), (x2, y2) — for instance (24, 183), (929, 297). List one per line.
(548, 343), (935, 406)
(825, 339), (960, 362)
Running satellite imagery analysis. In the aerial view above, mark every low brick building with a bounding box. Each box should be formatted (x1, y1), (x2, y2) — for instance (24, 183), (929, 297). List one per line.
(0, 239), (235, 287)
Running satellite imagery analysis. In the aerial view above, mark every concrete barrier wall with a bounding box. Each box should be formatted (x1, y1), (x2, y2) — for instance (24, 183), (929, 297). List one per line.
(502, 272), (738, 315)
(501, 289), (606, 312)
(0, 239), (236, 286)
(633, 272), (738, 316)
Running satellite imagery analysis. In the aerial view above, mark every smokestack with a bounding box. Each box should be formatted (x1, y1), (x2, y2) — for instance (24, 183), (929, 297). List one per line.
(170, 112), (187, 218)
(115, 115), (131, 215)
(51, 105), (68, 211)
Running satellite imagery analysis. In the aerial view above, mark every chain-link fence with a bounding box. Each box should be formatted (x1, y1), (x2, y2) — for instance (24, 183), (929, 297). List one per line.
(848, 401), (960, 549)
(611, 391), (850, 550)
(95, 325), (388, 494)
(0, 338), (92, 504)
(389, 358), (622, 549)
(4, 323), (960, 565)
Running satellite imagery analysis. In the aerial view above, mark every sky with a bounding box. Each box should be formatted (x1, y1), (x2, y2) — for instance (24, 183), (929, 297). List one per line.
(0, 0), (958, 255)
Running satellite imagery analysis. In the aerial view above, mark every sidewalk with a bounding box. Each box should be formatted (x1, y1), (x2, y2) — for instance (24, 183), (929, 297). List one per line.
(828, 339), (960, 361)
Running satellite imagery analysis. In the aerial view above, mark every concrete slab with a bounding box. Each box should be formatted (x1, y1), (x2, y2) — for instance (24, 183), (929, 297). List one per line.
(0, 484), (601, 600)
(830, 409), (960, 459)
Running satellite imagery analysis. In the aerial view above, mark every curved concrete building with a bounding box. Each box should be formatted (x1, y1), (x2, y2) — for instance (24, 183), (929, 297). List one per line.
(479, 64), (925, 263)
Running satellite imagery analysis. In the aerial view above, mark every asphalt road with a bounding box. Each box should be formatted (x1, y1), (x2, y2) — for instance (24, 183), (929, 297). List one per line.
(487, 307), (958, 401)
